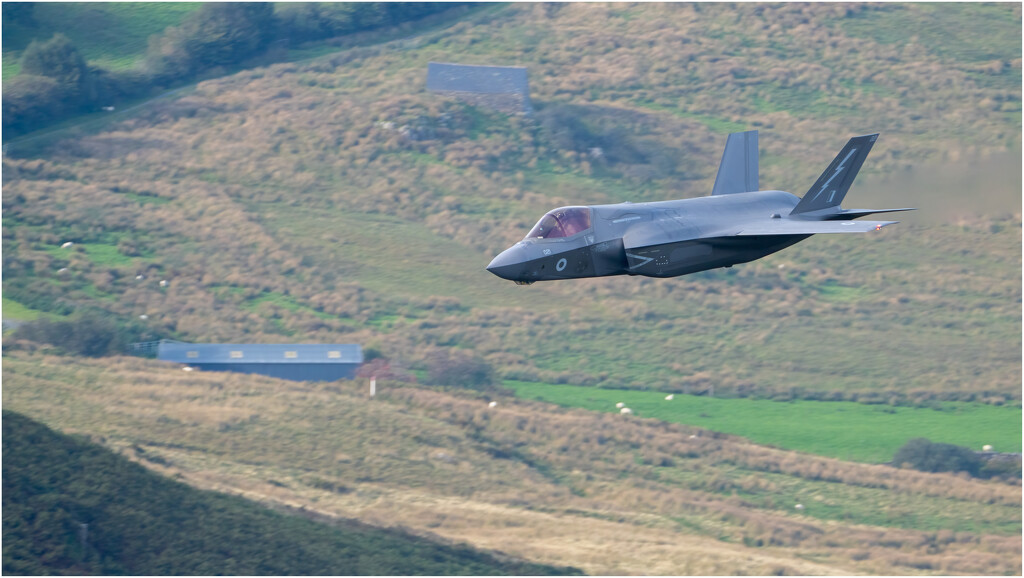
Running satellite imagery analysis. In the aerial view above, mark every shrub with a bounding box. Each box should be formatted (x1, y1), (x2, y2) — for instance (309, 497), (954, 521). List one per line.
(274, 3), (455, 44)
(424, 348), (497, 389)
(143, 3), (274, 83)
(979, 456), (1022, 480)
(19, 33), (95, 105)
(14, 311), (161, 357)
(893, 438), (983, 477)
(3, 34), (98, 136)
(1, 74), (69, 135)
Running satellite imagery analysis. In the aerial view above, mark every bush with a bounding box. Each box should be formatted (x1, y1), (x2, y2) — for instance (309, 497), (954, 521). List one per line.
(2, 34), (98, 136)
(979, 456), (1022, 480)
(424, 348), (497, 389)
(144, 3), (274, 83)
(1, 74), (69, 135)
(19, 33), (95, 105)
(274, 3), (455, 45)
(893, 438), (983, 477)
(14, 312), (161, 357)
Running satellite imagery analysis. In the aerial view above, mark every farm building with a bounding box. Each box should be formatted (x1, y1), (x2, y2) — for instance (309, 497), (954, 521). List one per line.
(426, 62), (531, 114)
(157, 342), (363, 382)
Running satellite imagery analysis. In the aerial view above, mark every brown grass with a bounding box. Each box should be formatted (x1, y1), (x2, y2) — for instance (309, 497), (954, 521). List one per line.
(4, 352), (1020, 575)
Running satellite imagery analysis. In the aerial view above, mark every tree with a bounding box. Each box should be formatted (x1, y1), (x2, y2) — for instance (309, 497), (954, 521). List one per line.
(186, 2), (274, 69)
(144, 3), (274, 83)
(19, 34), (94, 106)
(893, 438), (983, 477)
(1, 74), (67, 134)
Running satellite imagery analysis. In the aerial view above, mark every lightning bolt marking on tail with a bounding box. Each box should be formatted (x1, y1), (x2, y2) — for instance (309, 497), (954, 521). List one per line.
(811, 148), (857, 203)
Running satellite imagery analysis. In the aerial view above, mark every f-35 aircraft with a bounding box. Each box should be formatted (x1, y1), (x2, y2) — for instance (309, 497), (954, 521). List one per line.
(487, 131), (914, 284)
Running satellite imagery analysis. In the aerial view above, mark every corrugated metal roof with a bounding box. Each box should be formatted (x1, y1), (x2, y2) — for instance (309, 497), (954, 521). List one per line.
(427, 62), (529, 96)
(158, 343), (363, 365)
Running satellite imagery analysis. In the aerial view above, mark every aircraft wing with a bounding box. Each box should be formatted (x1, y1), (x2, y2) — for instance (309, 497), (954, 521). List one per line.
(732, 220), (898, 236)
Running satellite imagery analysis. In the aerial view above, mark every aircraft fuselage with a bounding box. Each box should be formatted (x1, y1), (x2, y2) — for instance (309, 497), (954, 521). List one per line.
(486, 131), (911, 284)
(487, 190), (805, 283)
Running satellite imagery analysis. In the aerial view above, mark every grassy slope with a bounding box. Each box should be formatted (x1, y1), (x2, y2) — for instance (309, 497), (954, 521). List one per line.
(506, 381), (1023, 463)
(2, 3), (200, 80)
(3, 3), (1020, 406)
(2, 409), (576, 576)
(3, 353), (1020, 576)
(2, 296), (46, 321)
(3, 4), (1020, 575)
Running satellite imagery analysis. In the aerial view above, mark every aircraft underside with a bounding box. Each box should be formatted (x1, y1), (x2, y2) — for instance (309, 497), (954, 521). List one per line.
(624, 235), (811, 278)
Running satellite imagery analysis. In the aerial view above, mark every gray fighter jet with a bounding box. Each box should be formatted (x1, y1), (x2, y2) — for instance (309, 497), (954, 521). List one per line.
(487, 131), (914, 284)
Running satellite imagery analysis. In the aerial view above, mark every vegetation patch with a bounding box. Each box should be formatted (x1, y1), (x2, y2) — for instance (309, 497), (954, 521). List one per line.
(4, 355), (1021, 575)
(2, 2), (202, 79)
(2, 409), (578, 576)
(242, 290), (335, 321)
(505, 381), (1023, 463)
(1, 297), (49, 322)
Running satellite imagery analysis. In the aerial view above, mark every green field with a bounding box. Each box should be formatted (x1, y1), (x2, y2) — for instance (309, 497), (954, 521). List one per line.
(506, 381), (1023, 463)
(1, 296), (47, 322)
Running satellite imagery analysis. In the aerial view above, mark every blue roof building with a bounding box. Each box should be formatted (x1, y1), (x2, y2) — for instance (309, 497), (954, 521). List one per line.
(427, 62), (531, 114)
(158, 343), (363, 382)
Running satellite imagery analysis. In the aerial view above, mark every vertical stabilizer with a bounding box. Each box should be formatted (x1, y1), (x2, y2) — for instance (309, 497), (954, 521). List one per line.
(711, 130), (759, 196)
(791, 134), (878, 215)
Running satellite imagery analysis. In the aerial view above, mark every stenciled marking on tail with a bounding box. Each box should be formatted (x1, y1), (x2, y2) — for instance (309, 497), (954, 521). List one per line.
(812, 148), (857, 204)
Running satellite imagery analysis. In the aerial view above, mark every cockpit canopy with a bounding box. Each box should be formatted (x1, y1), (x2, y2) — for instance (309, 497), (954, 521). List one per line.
(526, 206), (592, 240)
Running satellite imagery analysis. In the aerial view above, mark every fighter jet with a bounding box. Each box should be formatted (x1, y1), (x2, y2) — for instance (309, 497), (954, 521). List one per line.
(487, 131), (913, 284)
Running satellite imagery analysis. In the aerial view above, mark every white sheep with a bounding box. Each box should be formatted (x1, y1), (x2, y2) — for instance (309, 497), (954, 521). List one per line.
(616, 402), (625, 409)
(665, 394), (674, 401)
(61, 241), (74, 248)
(983, 444), (993, 452)
(620, 407), (633, 415)
(488, 401), (497, 408)
(159, 280), (168, 287)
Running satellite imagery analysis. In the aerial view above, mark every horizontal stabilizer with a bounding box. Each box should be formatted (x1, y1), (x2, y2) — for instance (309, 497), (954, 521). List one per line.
(821, 208), (916, 220)
(735, 220), (897, 236)
(712, 130), (759, 196)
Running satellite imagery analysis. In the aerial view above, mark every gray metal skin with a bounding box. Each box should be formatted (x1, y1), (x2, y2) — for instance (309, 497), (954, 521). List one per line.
(487, 131), (914, 284)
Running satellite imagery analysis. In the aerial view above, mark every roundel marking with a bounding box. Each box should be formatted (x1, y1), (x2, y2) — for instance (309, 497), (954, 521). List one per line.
(556, 258), (568, 272)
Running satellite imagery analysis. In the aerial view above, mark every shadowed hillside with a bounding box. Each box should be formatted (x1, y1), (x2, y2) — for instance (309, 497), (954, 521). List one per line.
(2, 409), (579, 576)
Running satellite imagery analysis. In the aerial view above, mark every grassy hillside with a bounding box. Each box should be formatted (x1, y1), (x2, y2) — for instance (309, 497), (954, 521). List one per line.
(2, 408), (577, 576)
(3, 354), (1020, 576)
(3, 3), (1019, 405)
(4, 4), (1020, 576)
(1, 3), (201, 80)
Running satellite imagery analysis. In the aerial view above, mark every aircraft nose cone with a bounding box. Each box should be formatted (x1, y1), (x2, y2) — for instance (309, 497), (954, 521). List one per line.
(486, 246), (527, 281)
